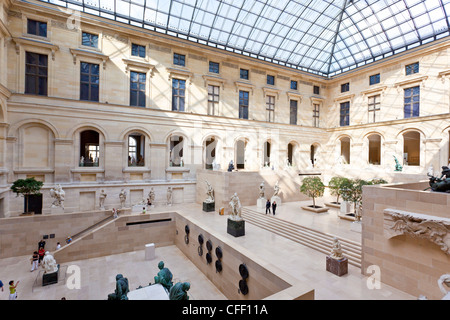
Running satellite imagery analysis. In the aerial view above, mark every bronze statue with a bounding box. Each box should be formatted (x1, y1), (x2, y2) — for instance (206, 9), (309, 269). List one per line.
(169, 282), (190, 300)
(427, 166), (450, 193)
(393, 155), (403, 172)
(107, 274), (129, 300)
(154, 261), (173, 292)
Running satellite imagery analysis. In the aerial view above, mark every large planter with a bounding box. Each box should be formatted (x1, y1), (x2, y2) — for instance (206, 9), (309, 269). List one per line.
(301, 205), (329, 213)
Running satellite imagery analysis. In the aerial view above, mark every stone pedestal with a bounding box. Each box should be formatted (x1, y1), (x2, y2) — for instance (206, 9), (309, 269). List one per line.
(326, 256), (348, 277)
(271, 195), (281, 206)
(50, 207), (64, 214)
(257, 198), (266, 209)
(42, 265), (59, 286)
(203, 201), (215, 212)
(227, 218), (245, 237)
(145, 243), (156, 260)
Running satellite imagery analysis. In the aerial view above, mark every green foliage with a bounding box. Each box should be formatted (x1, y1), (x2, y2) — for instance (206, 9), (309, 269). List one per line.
(340, 178), (387, 213)
(300, 176), (325, 207)
(328, 176), (350, 203)
(10, 177), (43, 197)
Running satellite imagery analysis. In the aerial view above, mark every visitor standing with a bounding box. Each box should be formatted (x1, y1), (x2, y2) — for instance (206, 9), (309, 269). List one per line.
(272, 201), (277, 216)
(0, 280), (4, 292)
(265, 199), (271, 214)
(8, 280), (19, 300)
(38, 239), (45, 250)
(30, 251), (39, 272)
(142, 206), (146, 214)
(38, 247), (45, 265)
(56, 242), (61, 250)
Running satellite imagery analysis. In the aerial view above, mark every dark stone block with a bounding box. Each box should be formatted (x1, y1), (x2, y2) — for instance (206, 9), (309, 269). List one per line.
(42, 265), (59, 286)
(326, 256), (348, 277)
(203, 202), (215, 212)
(227, 218), (245, 237)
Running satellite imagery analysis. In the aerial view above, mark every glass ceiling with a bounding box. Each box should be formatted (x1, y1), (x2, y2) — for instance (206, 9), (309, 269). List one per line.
(38, 0), (450, 77)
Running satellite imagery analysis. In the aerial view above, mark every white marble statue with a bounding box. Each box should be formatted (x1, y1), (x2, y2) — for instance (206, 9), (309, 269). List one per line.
(99, 189), (107, 209)
(42, 251), (58, 274)
(438, 274), (450, 300)
(212, 159), (220, 171)
(205, 180), (214, 203)
(148, 188), (155, 205)
(330, 237), (344, 260)
(50, 184), (65, 209)
(273, 180), (280, 197)
(167, 187), (173, 206)
(119, 189), (127, 208)
(284, 157), (291, 169)
(259, 181), (265, 199)
(229, 193), (242, 220)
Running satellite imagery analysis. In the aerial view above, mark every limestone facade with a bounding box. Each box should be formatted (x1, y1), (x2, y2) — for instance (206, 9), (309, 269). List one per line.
(1, 0), (450, 217)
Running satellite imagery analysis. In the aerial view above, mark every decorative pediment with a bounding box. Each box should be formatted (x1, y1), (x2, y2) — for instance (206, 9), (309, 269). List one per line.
(394, 75), (428, 89)
(122, 58), (155, 76)
(384, 208), (450, 255)
(167, 67), (193, 84)
(262, 87), (281, 100)
(70, 48), (109, 69)
(360, 85), (387, 96)
(13, 37), (59, 60)
(310, 96), (324, 105)
(202, 75), (226, 89)
(286, 91), (302, 102)
(334, 93), (355, 103)
(234, 81), (255, 95)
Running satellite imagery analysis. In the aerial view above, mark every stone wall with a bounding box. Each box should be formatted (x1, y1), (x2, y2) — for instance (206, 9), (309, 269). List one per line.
(361, 182), (450, 300)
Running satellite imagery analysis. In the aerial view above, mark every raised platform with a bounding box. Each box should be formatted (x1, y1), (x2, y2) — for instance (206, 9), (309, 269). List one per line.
(128, 283), (170, 300)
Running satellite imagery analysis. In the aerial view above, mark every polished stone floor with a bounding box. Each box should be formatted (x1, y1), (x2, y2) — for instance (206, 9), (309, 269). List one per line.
(0, 197), (416, 300)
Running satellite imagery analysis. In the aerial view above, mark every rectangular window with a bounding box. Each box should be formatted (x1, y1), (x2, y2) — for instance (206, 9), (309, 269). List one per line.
(80, 62), (99, 102)
(369, 74), (380, 85)
(405, 62), (419, 75)
(404, 86), (420, 118)
(313, 85), (320, 95)
(341, 83), (349, 93)
(239, 90), (249, 119)
(267, 75), (275, 85)
(240, 68), (249, 80)
(131, 44), (146, 58)
(130, 71), (146, 107)
(82, 32), (98, 48)
(209, 61), (219, 74)
(27, 19), (47, 37)
(290, 100), (298, 125)
(172, 78), (186, 111)
(25, 52), (48, 96)
(208, 85), (219, 116)
(266, 95), (275, 122)
(368, 95), (380, 123)
(340, 102), (350, 126)
(313, 104), (320, 127)
(173, 53), (185, 66)
(290, 80), (298, 90)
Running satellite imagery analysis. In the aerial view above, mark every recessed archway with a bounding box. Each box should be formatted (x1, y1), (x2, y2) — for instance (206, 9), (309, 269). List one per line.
(368, 134), (381, 165)
(403, 131), (420, 166)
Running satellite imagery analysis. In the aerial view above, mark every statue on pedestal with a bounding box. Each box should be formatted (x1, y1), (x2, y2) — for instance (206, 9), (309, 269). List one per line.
(169, 282), (190, 300)
(205, 180), (214, 203)
(148, 188), (155, 206)
(273, 181), (280, 197)
(154, 261), (173, 292)
(99, 189), (107, 209)
(108, 274), (129, 300)
(229, 193), (242, 220)
(42, 251), (58, 274)
(427, 166), (450, 193)
(167, 187), (173, 206)
(330, 237), (344, 260)
(259, 182), (265, 199)
(50, 184), (65, 209)
(119, 189), (127, 208)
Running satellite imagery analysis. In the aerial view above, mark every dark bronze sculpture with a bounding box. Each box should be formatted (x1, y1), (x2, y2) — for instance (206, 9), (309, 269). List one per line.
(107, 274), (129, 300)
(169, 282), (190, 300)
(393, 155), (403, 172)
(427, 166), (450, 192)
(154, 261), (173, 292)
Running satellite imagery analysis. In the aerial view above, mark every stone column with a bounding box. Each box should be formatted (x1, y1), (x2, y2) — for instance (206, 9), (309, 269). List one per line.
(53, 139), (73, 183)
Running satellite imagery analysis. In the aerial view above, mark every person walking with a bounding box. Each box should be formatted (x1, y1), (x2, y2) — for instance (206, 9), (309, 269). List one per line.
(265, 199), (271, 214)
(8, 280), (19, 300)
(30, 251), (39, 272)
(272, 201), (277, 216)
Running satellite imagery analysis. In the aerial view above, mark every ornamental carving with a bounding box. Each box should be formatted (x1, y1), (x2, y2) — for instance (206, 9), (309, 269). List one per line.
(384, 209), (450, 255)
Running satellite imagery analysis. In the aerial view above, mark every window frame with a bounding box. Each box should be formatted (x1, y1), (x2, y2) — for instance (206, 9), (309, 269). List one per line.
(172, 78), (186, 112)
(290, 80), (298, 90)
(207, 85), (220, 116)
(340, 101), (350, 127)
(239, 90), (249, 119)
(341, 82), (350, 93)
(131, 43), (146, 58)
(240, 68), (249, 80)
(313, 103), (320, 127)
(368, 94), (381, 123)
(27, 19), (47, 38)
(81, 32), (99, 48)
(267, 75), (275, 86)
(130, 71), (146, 107)
(404, 86), (420, 118)
(80, 61), (100, 102)
(289, 100), (298, 125)
(25, 51), (48, 96)
(209, 61), (220, 74)
(369, 74), (380, 85)
(405, 62), (419, 75)
(173, 53), (186, 67)
(266, 95), (275, 122)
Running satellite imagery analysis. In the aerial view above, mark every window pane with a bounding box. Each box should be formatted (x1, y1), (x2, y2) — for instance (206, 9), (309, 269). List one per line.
(80, 83), (89, 100)
(130, 91), (137, 106)
(91, 85), (99, 101)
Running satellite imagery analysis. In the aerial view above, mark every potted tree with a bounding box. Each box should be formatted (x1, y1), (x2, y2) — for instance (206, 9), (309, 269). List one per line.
(300, 176), (328, 213)
(10, 177), (44, 215)
(326, 176), (350, 208)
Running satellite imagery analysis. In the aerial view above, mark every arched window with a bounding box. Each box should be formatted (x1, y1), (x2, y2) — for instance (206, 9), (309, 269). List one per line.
(340, 137), (350, 164)
(368, 134), (381, 165)
(80, 130), (99, 167)
(287, 143), (294, 166)
(128, 133), (145, 166)
(403, 131), (420, 166)
(204, 137), (217, 169)
(169, 135), (184, 167)
(235, 140), (246, 169)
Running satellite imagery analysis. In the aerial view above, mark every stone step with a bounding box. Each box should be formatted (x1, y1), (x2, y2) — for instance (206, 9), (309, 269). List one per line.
(241, 208), (361, 268)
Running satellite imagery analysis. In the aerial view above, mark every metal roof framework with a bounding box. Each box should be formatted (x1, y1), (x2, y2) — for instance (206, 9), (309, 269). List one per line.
(37, 0), (450, 77)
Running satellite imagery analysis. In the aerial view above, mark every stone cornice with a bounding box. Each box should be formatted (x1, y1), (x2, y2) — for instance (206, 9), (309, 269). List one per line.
(394, 75), (428, 88)
(70, 48), (109, 69)
(13, 37), (59, 60)
(360, 85), (387, 96)
(122, 58), (155, 75)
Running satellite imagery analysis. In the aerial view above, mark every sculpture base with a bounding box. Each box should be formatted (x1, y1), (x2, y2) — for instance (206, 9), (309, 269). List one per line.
(227, 218), (245, 237)
(203, 201), (215, 212)
(257, 198), (266, 209)
(326, 256), (348, 277)
(271, 196), (281, 206)
(42, 265), (59, 286)
(50, 207), (64, 214)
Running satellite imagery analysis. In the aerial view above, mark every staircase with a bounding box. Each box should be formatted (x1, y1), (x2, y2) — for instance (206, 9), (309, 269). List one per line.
(241, 207), (362, 268)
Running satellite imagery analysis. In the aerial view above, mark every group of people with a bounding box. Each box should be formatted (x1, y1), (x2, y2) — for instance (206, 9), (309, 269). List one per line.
(265, 199), (277, 215)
